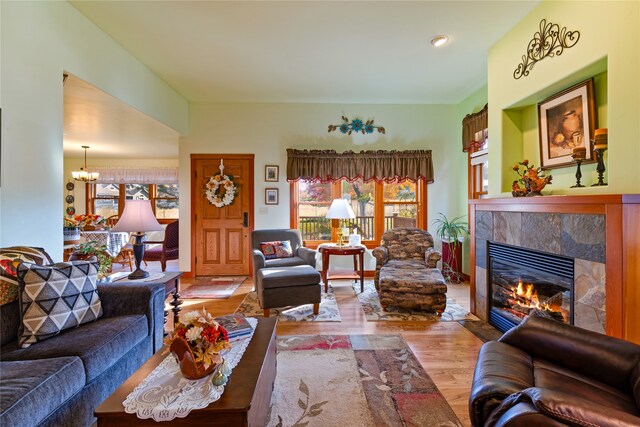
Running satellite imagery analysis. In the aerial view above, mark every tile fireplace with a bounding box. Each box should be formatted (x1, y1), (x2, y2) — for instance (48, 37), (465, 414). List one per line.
(488, 243), (574, 332)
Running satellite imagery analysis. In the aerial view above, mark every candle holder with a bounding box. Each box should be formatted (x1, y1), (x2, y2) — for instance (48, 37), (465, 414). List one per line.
(570, 157), (585, 188)
(591, 147), (608, 186)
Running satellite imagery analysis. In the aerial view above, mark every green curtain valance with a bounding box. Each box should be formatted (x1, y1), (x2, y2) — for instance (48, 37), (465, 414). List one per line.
(286, 149), (434, 183)
(462, 104), (488, 152)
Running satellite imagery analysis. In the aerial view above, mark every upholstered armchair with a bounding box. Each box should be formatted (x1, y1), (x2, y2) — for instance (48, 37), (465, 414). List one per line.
(251, 229), (317, 278)
(372, 227), (441, 290)
(143, 220), (179, 271)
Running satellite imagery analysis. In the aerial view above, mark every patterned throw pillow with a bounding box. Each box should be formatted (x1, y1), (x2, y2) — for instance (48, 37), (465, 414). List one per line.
(16, 260), (103, 348)
(0, 247), (53, 306)
(259, 240), (293, 260)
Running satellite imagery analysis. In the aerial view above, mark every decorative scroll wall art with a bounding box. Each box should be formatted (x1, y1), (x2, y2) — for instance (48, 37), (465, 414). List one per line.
(513, 19), (580, 80)
(328, 115), (385, 135)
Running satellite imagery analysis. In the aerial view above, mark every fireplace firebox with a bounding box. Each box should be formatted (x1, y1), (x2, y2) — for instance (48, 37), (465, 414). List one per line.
(488, 243), (574, 333)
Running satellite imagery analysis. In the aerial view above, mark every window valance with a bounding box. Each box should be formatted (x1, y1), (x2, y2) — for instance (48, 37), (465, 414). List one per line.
(286, 149), (434, 183)
(94, 167), (178, 185)
(462, 104), (488, 152)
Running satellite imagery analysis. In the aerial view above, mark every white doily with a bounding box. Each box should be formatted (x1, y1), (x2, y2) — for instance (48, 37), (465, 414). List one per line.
(123, 317), (257, 422)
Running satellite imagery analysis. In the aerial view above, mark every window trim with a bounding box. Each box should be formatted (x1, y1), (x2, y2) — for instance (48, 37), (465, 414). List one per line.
(290, 180), (427, 248)
(87, 183), (179, 223)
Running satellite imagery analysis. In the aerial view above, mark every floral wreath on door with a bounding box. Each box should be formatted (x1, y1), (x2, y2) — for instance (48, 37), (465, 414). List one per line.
(205, 160), (238, 207)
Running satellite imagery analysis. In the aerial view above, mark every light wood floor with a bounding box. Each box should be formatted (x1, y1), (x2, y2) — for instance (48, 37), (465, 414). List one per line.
(115, 262), (482, 425)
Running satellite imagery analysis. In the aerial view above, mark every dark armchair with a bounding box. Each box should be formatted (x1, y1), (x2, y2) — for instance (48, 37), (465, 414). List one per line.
(143, 220), (179, 271)
(251, 229), (316, 278)
(469, 315), (640, 427)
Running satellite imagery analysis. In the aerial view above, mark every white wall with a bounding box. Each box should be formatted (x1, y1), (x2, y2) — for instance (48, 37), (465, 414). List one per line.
(179, 103), (465, 272)
(0, 2), (188, 260)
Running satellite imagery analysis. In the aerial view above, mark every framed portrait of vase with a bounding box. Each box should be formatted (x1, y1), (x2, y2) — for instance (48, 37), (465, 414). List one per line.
(538, 78), (597, 169)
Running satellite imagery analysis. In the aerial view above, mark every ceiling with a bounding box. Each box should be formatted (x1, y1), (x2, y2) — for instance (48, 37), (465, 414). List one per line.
(63, 74), (180, 159)
(70, 0), (539, 104)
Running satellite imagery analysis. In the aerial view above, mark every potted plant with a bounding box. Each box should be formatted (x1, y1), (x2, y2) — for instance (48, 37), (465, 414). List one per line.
(63, 217), (81, 244)
(432, 213), (470, 283)
(70, 241), (112, 277)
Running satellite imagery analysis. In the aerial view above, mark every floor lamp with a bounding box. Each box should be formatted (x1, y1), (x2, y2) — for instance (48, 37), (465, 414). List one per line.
(110, 200), (164, 279)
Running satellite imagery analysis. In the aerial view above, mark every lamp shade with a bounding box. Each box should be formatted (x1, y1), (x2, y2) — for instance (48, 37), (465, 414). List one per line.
(110, 200), (163, 232)
(325, 198), (356, 219)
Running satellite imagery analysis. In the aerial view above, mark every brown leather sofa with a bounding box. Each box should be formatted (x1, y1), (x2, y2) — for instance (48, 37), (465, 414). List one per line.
(469, 315), (640, 426)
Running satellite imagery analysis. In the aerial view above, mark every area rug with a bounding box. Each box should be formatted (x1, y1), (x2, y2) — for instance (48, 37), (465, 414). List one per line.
(357, 280), (477, 322)
(180, 276), (247, 299)
(235, 287), (341, 322)
(267, 334), (462, 427)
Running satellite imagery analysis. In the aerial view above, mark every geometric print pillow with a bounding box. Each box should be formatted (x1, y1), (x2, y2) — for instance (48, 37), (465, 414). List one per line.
(259, 240), (293, 260)
(16, 260), (103, 348)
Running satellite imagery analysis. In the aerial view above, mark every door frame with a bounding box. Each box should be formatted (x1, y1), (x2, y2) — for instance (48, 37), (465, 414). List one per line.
(190, 154), (255, 276)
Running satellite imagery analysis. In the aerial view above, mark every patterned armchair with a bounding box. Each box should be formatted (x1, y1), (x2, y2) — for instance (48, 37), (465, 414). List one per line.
(372, 227), (441, 290)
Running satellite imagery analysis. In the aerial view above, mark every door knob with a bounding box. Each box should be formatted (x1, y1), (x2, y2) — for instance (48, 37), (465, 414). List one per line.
(243, 212), (249, 227)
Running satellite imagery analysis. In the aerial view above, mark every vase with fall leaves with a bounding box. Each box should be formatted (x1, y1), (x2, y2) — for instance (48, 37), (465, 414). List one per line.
(511, 160), (552, 197)
(166, 308), (231, 380)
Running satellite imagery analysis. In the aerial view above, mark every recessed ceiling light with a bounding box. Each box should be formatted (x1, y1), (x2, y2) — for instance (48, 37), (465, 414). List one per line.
(431, 35), (449, 47)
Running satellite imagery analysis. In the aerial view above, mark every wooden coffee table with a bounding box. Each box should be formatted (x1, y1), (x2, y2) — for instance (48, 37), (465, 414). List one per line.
(95, 317), (277, 426)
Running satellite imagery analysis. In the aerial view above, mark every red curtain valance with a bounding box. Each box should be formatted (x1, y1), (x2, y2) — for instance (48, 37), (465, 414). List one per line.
(286, 149), (434, 183)
(462, 104), (488, 152)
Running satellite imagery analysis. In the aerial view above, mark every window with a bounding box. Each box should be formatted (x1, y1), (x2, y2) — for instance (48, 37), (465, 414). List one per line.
(291, 179), (426, 247)
(155, 184), (179, 219)
(88, 183), (179, 221)
(383, 181), (418, 231)
(93, 184), (120, 218)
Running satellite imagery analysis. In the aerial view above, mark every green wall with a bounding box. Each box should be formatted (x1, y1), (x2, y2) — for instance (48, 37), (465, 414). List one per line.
(488, 1), (639, 196)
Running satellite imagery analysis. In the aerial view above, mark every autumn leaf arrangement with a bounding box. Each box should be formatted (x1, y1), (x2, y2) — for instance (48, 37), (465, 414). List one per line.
(166, 308), (231, 369)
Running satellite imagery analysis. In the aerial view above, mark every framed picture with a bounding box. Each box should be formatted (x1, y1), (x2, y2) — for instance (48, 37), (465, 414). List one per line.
(265, 188), (279, 205)
(538, 79), (596, 169)
(265, 165), (279, 182)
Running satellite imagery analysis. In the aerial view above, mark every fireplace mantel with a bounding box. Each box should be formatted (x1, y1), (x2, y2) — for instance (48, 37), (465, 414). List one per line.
(469, 194), (640, 343)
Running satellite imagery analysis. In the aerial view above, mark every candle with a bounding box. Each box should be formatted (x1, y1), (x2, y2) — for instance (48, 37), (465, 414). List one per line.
(594, 128), (608, 150)
(572, 146), (586, 159)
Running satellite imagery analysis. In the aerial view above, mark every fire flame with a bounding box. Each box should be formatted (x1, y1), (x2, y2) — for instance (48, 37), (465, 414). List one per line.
(512, 279), (553, 312)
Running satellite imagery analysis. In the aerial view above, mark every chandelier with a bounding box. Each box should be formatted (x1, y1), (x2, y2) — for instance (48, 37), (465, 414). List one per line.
(72, 146), (99, 182)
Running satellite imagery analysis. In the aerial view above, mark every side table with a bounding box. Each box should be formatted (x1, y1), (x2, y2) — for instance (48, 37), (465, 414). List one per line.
(318, 245), (365, 293)
(101, 271), (184, 329)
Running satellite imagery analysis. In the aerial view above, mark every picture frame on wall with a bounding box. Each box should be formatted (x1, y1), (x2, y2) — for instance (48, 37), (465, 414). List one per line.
(265, 165), (279, 182)
(265, 188), (279, 205)
(538, 78), (596, 169)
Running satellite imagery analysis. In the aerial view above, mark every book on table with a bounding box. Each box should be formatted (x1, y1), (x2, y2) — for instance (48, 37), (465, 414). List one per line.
(215, 313), (254, 341)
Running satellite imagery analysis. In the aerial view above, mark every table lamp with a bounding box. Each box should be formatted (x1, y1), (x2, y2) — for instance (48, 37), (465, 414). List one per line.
(326, 198), (355, 247)
(110, 200), (164, 279)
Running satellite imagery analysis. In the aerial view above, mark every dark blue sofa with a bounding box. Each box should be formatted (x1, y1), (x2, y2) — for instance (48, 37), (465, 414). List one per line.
(0, 282), (165, 427)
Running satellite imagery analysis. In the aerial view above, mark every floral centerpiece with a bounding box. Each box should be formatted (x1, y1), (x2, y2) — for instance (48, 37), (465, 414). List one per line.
(74, 214), (106, 230)
(166, 308), (231, 379)
(511, 160), (553, 197)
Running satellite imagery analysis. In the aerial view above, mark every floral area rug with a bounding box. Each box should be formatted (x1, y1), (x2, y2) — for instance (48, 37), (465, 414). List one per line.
(267, 334), (462, 427)
(357, 280), (477, 322)
(235, 286), (341, 322)
(180, 276), (247, 299)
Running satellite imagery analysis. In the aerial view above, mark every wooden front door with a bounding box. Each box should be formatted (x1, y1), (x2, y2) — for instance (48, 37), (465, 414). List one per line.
(192, 154), (254, 276)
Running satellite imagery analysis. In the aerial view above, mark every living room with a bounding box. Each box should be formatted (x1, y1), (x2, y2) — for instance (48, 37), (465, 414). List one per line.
(1, 1), (639, 426)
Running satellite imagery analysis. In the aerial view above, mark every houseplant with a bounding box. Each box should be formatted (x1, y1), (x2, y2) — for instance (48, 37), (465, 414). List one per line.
(166, 308), (232, 380)
(70, 241), (112, 277)
(432, 213), (470, 283)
